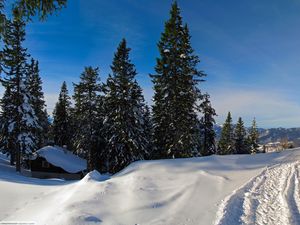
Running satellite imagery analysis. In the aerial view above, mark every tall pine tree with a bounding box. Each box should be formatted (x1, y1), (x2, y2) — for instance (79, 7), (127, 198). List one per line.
(151, 2), (205, 159)
(18, 78), (40, 159)
(1, 18), (27, 169)
(249, 118), (259, 154)
(199, 94), (217, 156)
(73, 66), (104, 171)
(26, 58), (49, 148)
(0, 86), (16, 165)
(103, 39), (148, 173)
(218, 112), (234, 155)
(234, 117), (248, 154)
(143, 104), (153, 159)
(1, 17), (39, 171)
(52, 81), (72, 149)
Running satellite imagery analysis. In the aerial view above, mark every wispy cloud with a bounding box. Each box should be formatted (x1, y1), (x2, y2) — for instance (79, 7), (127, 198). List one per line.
(211, 87), (300, 128)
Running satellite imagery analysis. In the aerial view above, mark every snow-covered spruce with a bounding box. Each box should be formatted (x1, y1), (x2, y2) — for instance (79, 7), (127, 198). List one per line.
(199, 93), (217, 156)
(103, 39), (149, 173)
(0, 17), (42, 170)
(72, 66), (104, 171)
(18, 79), (41, 156)
(218, 112), (234, 155)
(151, 2), (206, 159)
(234, 117), (250, 154)
(52, 81), (73, 149)
(25, 58), (49, 148)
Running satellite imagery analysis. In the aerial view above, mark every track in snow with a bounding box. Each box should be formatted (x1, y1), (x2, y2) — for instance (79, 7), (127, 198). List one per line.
(215, 161), (300, 225)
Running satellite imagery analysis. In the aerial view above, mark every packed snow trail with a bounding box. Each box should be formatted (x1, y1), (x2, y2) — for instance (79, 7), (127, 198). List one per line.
(215, 161), (300, 225)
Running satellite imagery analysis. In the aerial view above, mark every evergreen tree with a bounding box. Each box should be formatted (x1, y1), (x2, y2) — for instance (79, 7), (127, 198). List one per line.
(234, 117), (248, 154)
(143, 104), (153, 159)
(52, 81), (72, 149)
(0, 86), (16, 165)
(218, 112), (234, 155)
(26, 58), (49, 147)
(0, 0), (66, 38)
(103, 39), (148, 173)
(1, 17), (39, 171)
(18, 78), (40, 159)
(73, 66), (104, 171)
(244, 136), (253, 154)
(199, 94), (217, 156)
(151, 2), (205, 159)
(0, 0), (5, 39)
(249, 118), (259, 153)
(14, 0), (67, 20)
(1, 1), (66, 76)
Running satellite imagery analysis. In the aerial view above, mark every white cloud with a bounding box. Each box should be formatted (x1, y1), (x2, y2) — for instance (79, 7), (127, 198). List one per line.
(210, 87), (300, 128)
(44, 93), (59, 116)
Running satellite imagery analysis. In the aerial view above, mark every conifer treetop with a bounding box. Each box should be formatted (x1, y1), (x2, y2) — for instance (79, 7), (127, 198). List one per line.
(111, 38), (137, 81)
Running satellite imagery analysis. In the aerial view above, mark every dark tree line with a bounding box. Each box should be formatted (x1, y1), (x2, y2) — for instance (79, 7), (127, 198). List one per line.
(218, 112), (259, 155)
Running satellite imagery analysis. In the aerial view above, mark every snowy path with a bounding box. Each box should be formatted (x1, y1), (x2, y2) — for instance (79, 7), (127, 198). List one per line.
(215, 161), (300, 225)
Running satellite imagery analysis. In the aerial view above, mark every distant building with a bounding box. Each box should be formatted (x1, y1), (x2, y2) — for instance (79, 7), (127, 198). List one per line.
(263, 141), (294, 153)
(263, 142), (282, 152)
(29, 146), (87, 180)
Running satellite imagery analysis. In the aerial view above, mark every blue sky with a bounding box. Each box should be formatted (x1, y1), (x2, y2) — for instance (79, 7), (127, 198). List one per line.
(4, 0), (300, 128)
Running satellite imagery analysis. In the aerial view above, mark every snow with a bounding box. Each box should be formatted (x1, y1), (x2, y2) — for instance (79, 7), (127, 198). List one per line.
(1, 149), (300, 224)
(215, 160), (300, 225)
(180, 53), (186, 58)
(80, 170), (110, 183)
(34, 146), (87, 173)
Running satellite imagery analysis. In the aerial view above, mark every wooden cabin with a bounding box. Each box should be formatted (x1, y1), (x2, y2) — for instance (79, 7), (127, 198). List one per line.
(29, 146), (87, 180)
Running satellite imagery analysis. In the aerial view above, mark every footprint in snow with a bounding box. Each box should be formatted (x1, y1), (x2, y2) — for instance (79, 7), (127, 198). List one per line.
(152, 202), (163, 208)
(84, 216), (102, 223)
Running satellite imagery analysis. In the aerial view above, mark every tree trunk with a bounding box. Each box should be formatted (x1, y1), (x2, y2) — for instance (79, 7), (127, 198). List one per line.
(16, 148), (21, 172)
(10, 153), (15, 165)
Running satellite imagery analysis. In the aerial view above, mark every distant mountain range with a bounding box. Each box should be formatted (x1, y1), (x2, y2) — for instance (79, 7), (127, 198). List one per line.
(259, 127), (300, 147)
(214, 125), (300, 147)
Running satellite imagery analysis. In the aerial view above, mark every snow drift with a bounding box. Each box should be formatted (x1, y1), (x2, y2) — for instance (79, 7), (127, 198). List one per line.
(1, 149), (300, 224)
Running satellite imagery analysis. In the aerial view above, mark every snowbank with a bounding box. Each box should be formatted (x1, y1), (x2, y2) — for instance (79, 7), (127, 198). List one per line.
(80, 170), (110, 183)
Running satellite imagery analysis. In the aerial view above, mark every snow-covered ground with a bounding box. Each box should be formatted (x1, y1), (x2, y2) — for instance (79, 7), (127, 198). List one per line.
(1, 149), (300, 225)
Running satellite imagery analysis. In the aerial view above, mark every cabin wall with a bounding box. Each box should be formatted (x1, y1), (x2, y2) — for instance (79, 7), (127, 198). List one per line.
(30, 157), (68, 173)
(30, 156), (84, 180)
(31, 171), (82, 180)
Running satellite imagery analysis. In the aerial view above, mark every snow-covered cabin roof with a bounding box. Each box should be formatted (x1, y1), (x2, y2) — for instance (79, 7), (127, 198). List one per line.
(33, 146), (87, 173)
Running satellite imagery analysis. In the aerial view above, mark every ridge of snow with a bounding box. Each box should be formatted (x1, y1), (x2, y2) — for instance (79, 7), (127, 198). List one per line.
(80, 170), (110, 183)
